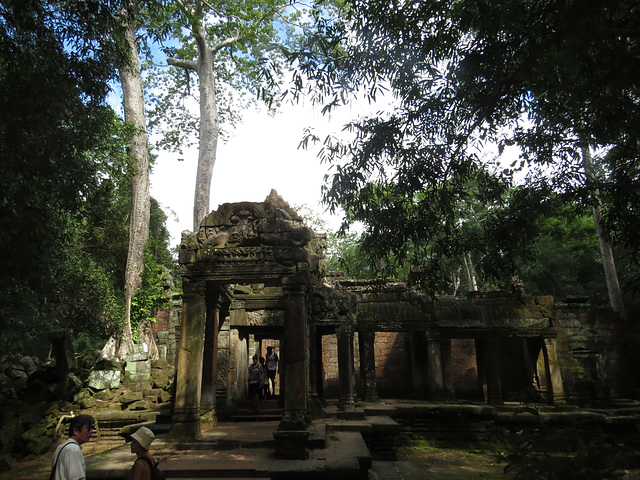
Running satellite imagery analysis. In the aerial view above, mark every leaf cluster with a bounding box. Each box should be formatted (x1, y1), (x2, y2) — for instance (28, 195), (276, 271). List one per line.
(130, 244), (171, 341)
(492, 409), (632, 480)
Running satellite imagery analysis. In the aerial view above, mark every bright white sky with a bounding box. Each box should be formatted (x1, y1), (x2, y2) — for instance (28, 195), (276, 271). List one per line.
(149, 97), (521, 248)
(150, 99), (361, 247)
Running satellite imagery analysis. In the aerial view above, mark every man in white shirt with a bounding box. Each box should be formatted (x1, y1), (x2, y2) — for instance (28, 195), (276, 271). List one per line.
(50, 414), (95, 480)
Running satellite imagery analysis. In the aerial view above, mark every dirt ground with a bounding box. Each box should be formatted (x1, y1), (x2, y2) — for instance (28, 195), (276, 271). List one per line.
(3, 441), (638, 480)
(1, 443), (507, 480)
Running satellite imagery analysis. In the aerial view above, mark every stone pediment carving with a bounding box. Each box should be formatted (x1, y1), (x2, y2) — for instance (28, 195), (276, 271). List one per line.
(183, 190), (310, 250)
(179, 190), (317, 281)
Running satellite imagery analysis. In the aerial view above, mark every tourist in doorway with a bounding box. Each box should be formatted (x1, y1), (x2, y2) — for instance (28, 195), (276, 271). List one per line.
(125, 426), (156, 480)
(265, 346), (279, 397)
(50, 414), (95, 480)
(247, 354), (263, 412)
(259, 356), (269, 399)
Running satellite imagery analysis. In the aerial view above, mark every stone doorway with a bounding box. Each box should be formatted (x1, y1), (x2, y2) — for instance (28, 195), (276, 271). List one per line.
(171, 191), (322, 459)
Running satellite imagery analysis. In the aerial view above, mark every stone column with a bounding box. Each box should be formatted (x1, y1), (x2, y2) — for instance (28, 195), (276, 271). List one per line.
(200, 290), (222, 419)
(227, 329), (247, 408)
(315, 332), (325, 399)
(543, 337), (566, 404)
(337, 323), (356, 411)
(308, 321), (319, 400)
(410, 331), (429, 398)
(484, 337), (504, 405)
(475, 338), (488, 403)
(358, 330), (378, 402)
(274, 277), (310, 459)
(427, 335), (446, 400)
(169, 280), (207, 440)
(440, 337), (455, 400)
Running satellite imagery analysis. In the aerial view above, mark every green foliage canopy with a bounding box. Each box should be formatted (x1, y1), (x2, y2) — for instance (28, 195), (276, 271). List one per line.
(283, 0), (640, 295)
(0, 0), (137, 357)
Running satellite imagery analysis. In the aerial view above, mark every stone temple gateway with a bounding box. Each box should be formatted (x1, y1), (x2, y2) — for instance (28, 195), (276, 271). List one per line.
(173, 190), (318, 458)
(172, 190), (628, 459)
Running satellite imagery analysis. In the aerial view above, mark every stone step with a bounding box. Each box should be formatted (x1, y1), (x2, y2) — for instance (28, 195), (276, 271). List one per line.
(161, 456), (262, 478)
(229, 400), (284, 422)
(229, 413), (283, 422)
(323, 415), (401, 460)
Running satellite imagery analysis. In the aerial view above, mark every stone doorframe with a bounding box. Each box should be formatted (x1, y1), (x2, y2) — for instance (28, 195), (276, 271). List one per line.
(169, 191), (323, 459)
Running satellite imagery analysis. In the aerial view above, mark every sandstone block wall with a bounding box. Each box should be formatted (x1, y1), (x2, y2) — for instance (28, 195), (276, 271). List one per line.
(321, 331), (412, 399)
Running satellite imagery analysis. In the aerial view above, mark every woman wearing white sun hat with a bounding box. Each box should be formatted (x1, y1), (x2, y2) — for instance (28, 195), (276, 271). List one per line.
(125, 426), (156, 480)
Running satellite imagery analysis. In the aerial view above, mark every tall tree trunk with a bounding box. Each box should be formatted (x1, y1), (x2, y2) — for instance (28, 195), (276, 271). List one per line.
(462, 252), (478, 292)
(192, 26), (220, 230)
(167, 1), (241, 231)
(581, 145), (626, 319)
(117, 1), (152, 358)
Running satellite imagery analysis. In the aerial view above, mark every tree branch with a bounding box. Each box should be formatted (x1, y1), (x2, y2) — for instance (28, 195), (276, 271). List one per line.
(210, 35), (242, 56)
(175, 0), (195, 17)
(167, 57), (198, 71)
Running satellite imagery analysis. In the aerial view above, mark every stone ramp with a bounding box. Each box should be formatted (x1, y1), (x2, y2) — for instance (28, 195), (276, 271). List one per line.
(85, 420), (372, 480)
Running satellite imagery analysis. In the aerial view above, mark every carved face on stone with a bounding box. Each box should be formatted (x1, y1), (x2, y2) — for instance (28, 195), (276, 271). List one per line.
(231, 209), (255, 225)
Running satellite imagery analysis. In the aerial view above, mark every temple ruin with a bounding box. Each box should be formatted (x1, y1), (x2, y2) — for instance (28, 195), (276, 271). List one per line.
(172, 190), (630, 459)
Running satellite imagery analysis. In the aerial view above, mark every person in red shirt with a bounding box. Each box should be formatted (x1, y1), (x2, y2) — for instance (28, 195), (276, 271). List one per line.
(126, 426), (156, 480)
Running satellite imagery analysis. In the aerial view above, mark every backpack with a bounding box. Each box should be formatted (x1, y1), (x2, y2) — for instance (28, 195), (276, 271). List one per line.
(138, 456), (166, 480)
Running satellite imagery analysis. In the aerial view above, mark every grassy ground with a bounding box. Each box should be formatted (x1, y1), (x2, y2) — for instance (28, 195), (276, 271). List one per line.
(395, 440), (507, 480)
(394, 439), (640, 480)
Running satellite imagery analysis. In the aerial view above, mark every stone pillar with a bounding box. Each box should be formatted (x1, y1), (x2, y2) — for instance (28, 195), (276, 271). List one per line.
(200, 290), (222, 419)
(227, 329), (247, 408)
(484, 337), (504, 405)
(440, 337), (455, 400)
(475, 338), (488, 403)
(337, 323), (356, 412)
(427, 335), (447, 400)
(274, 277), (310, 459)
(315, 332), (325, 399)
(410, 331), (429, 398)
(170, 280), (207, 440)
(358, 330), (378, 402)
(427, 336), (454, 401)
(308, 321), (319, 399)
(543, 337), (566, 404)
(216, 316), (230, 410)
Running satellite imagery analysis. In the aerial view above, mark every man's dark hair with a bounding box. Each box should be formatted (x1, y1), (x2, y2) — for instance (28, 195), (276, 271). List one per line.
(69, 414), (95, 436)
